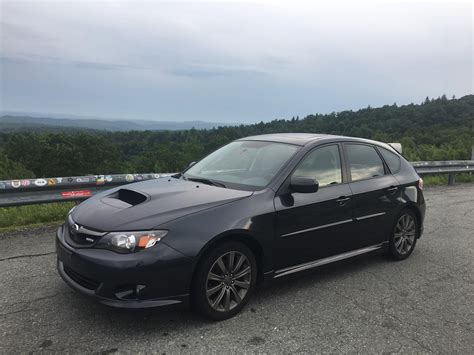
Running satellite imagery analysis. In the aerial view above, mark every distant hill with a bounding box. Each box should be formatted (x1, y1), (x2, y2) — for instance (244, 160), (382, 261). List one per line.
(0, 94), (472, 179)
(0, 115), (232, 132)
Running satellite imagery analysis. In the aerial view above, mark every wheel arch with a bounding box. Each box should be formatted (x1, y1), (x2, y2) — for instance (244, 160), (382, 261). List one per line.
(190, 230), (265, 294)
(398, 203), (423, 239)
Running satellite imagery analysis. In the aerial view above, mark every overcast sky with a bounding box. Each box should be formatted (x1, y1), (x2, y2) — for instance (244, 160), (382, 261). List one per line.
(0, 0), (472, 123)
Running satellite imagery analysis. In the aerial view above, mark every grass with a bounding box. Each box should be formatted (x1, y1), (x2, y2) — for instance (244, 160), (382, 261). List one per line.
(422, 173), (474, 185)
(0, 173), (473, 231)
(0, 202), (75, 232)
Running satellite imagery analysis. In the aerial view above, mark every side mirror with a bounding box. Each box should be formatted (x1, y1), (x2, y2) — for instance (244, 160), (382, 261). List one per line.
(290, 176), (319, 193)
(188, 161), (197, 168)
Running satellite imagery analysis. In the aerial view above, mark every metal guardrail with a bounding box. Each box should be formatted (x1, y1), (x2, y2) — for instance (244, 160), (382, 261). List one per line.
(0, 161), (472, 207)
(411, 160), (474, 185)
(0, 173), (174, 207)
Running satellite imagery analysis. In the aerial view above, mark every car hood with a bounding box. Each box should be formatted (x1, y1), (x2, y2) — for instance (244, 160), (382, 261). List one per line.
(71, 177), (253, 231)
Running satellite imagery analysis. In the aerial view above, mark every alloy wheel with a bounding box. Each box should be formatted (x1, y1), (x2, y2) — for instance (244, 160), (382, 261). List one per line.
(394, 214), (416, 255)
(206, 251), (252, 312)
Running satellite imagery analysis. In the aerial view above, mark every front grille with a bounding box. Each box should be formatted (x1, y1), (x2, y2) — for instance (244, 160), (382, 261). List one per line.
(67, 215), (106, 247)
(63, 265), (101, 290)
(68, 225), (100, 245)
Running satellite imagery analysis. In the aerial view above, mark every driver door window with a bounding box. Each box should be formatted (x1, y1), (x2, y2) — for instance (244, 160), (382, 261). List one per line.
(292, 145), (342, 187)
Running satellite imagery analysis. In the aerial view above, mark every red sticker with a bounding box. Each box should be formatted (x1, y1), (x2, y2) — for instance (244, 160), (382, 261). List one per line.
(61, 190), (92, 198)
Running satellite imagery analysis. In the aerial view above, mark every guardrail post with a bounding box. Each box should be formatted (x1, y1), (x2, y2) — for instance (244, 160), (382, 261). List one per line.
(448, 173), (456, 185)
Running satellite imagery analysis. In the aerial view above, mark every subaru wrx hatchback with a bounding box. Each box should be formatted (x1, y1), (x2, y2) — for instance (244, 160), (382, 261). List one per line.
(56, 133), (425, 320)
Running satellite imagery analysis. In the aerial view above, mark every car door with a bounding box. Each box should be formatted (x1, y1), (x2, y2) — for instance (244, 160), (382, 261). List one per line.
(343, 143), (399, 247)
(273, 144), (355, 269)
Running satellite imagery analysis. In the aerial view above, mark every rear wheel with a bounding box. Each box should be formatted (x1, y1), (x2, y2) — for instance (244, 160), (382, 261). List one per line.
(192, 241), (257, 320)
(388, 210), (418, 260)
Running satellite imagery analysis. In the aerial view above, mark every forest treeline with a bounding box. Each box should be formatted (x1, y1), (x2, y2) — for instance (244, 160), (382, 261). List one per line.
(0, 95), (472, 179)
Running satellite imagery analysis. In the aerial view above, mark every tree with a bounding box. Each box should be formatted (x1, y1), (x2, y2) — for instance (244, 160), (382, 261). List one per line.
(0, 152), (35, 179)
(0, 95), (472, 176)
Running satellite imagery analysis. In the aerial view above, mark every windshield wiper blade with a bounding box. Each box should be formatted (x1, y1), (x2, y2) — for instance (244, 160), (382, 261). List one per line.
(185, 177), (226, 188)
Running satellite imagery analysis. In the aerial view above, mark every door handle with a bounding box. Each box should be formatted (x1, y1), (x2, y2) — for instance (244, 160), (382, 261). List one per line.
(387, 186), (398, 194)
(336, 196), (350, 206)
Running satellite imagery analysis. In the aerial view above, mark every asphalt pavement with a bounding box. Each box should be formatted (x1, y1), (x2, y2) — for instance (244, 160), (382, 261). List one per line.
(1, 184), (473, 353)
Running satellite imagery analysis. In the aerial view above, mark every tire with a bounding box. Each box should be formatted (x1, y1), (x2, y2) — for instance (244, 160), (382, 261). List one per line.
(388, 209), (419, 260)
(191, 241), (257, 320)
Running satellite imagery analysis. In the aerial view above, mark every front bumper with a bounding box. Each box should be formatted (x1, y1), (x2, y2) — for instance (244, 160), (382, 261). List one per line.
(56, 225), (193, 308)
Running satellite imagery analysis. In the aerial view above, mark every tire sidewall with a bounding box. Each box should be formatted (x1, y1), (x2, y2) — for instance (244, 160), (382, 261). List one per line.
(192, 241), (257, 320)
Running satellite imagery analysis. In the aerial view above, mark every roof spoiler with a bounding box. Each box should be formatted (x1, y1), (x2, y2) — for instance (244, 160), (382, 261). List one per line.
(388, 143), (402, 154)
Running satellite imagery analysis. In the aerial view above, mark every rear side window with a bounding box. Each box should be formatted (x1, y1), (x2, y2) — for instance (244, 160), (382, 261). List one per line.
(378, 147), (401, 173)
(345, 144), (385, 181)
(293, 145), (342, 187)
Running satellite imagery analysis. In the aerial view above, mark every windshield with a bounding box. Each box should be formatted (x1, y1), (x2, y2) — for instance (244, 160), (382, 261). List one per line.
(183, 140), (299, 190)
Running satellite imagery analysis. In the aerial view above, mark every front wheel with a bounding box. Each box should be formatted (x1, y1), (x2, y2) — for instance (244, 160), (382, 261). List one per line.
(192, 241), (257, 320)
(388, 210), (418, 260)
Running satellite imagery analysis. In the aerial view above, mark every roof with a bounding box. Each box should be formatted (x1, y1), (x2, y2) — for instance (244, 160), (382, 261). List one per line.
(238, 133), (337, 146)
(237, 133), (400, 153)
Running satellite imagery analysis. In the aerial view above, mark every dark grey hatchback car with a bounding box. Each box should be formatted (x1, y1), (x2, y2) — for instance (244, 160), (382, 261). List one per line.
(56, 133), (425, 320)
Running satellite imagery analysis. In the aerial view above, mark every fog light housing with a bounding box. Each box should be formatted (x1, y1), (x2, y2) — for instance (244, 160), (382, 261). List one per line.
(115, 284), (146, 300)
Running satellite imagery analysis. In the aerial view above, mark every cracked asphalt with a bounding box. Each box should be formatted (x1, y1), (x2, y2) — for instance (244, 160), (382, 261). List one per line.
(1, 184), (473, 353)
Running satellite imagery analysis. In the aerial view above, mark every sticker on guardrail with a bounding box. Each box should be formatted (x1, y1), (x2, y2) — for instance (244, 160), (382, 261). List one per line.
(21, 179), (31, 187)
(34, 179), (47, 187)
(96, 175), (106, 185)
(61, 190), (92, 198)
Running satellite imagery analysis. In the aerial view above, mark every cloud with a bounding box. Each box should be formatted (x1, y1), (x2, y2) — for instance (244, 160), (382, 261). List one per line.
(0, 21), (55, 42)
(0, 0), (471, 122)
(168, 64), (267, 78)
(71, 61), (148, 71)
(0, 54), (147, 71)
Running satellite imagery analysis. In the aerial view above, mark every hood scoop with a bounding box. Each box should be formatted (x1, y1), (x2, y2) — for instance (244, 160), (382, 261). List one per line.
(100, 188), (148, 209)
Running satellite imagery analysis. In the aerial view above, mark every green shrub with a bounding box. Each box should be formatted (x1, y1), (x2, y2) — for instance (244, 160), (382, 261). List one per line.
(0, 202), (75, 230)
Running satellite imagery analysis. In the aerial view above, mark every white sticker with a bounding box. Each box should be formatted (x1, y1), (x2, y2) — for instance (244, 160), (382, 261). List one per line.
(34, 179), (47, 187)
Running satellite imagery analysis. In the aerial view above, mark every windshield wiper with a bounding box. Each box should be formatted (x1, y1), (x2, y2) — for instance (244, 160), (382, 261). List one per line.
(185, 177), (226, 188)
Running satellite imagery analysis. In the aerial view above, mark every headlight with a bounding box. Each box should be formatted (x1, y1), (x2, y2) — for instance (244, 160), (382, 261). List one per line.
(97, 230), (168, 253)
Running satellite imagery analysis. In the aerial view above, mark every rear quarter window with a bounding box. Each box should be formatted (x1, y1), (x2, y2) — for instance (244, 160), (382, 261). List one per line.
(345, 144), (385, 181)
(378, 147), (401, 173)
